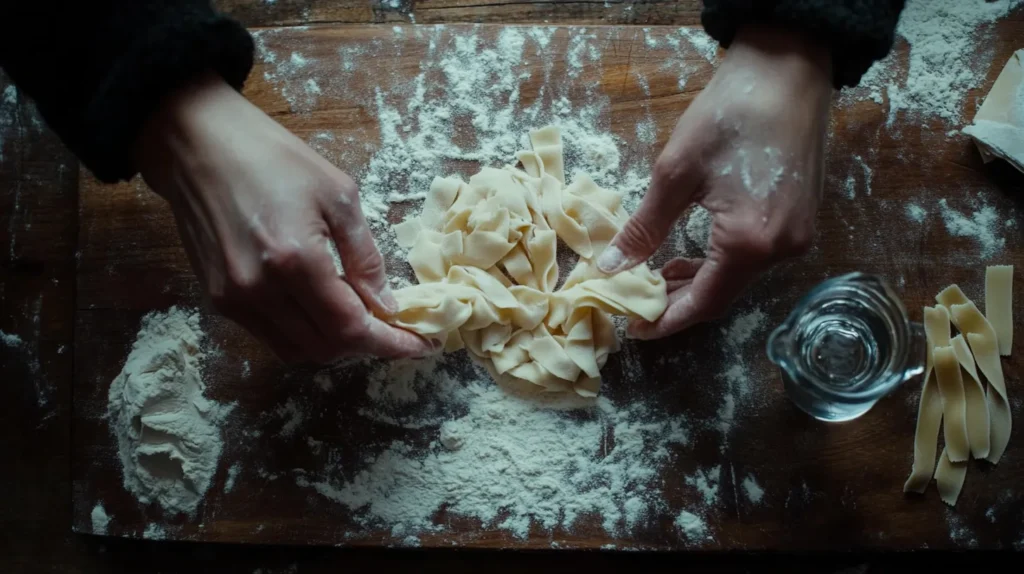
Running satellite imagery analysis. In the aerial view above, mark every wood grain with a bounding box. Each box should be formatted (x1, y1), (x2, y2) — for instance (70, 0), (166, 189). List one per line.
(69, 22), (1024, 551)
(212, 0), (704, 27)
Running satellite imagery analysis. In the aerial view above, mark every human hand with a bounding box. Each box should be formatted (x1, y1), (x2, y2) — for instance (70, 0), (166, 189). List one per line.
(597, 26), (833, 339)
(137, 73), (435, 362)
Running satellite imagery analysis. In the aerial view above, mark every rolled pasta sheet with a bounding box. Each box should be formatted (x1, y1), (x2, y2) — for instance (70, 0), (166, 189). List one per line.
(933, 345), (970, 463)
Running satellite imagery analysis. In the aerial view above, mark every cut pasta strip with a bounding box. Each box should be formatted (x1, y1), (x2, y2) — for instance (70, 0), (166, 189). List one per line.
(950, 301), (1012, 464)
(934, 447), (968, 506)
(985, 265), (1013, 356)
(903, 354), (941, 493)
(951, 334), (990, 459)
(904, 306), (946, 493)
(936, 284), (969, 330)
(924, 306), (951, 346)
(933, 345), (970, 462)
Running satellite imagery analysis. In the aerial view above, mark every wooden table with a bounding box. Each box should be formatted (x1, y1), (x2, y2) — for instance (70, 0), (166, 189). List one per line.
(3, 0), (1024, 569)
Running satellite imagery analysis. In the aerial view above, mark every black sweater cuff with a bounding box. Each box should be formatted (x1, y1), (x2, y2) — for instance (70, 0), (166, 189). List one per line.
(0, 2), (254, 184)
(84, 15), (254, 183)
(701, 0), (905, 89)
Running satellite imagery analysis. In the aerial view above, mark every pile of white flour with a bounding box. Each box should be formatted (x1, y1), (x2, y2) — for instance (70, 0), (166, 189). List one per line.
(107, 307), (233, 516)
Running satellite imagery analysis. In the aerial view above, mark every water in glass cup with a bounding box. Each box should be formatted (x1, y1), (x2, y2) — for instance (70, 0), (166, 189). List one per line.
(766, 272), (926, 422)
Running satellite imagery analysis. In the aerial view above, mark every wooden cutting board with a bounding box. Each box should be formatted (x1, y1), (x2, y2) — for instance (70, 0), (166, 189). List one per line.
(72, 23), (1024, 549)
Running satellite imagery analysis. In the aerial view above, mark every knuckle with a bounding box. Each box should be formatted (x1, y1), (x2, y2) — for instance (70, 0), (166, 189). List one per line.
(652, 154), (687, 186)
(733, 223), (813, 262)
(353, 249), (386, 282)
(262, 242), (306, 274)
(337, 315), (370, 342)
(321, 172), (360, 216)
(224, 265), (262, 297)
(617, 218), (661, 253)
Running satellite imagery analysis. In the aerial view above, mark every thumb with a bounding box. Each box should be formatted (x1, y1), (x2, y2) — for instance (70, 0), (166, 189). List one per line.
(322, 184), (398, 316)
(597, 158), (700, 274)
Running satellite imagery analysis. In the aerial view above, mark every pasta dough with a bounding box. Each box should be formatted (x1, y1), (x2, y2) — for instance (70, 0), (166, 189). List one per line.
(933, 345), (970, 463)
(950, 301), (1012, 464)
(386, 126), (668, 397)
(985, 265), (1014, 356)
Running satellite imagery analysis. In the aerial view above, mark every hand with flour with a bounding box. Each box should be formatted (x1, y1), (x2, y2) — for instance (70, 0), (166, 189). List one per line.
(598, 26), (833, 339)
(137, 72), (435, 362)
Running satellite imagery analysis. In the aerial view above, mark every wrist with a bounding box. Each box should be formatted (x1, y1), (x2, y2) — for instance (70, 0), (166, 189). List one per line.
(137, 72), (239, 200)
(728, 25), (833, 95)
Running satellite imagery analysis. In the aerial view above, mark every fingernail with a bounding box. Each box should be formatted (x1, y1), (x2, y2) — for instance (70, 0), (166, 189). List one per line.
(378, 285), (399, 314)
(596, 245), (627, 274)
(415, 338), (444, 358)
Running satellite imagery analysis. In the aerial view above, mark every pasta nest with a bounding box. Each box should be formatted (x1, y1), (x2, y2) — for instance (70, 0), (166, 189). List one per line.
(387, 126), (668, 397)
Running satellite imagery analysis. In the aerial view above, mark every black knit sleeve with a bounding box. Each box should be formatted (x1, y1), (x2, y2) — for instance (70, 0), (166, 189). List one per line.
(0, 1), (254, 183)
(701, 0), (906, 89)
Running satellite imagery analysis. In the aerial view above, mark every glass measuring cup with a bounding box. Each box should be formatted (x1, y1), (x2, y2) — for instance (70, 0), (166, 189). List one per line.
(766, 272), (926, 422)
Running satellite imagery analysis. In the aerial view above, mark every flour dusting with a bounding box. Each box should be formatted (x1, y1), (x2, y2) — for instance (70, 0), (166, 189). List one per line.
(300, 360), (691, 538)
(937, 198), (1006, 257)
(905, 202), (927, 223)
(847, 0), (1023, 125)
(742, 475), (765, 504)
(675, 509), (711, 541)
(107, 307), (233, 516)
(91, 503), (111, 535)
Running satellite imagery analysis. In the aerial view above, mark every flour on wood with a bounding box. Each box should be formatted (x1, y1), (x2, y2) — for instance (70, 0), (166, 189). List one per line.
(107, 307), (233, 516)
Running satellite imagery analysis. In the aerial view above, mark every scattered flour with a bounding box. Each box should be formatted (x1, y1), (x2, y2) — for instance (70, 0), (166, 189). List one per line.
(853, 155), (873, 195)
(685, 465), (721, 506)
(678, 27), (719, 63)
(143, 523), (168, 540)
(945, 509), (979, 548)
(0, 329), (22, 347)
(905, 202), (927, 223)
(937, 198), (1006, 257)
(107, 307), (234, 516)
(742, 475), (765, 504)
(675, 509), (710, 541)
(250, 26), (696, 268)
(887, 0), (1021, 125)
(711, 308), (768, 452)
(91, 503), (110, 535)
(843, 174), (857, 200)
(276, 398), (305, 437)
(842, 0), (1023, 125)
(299, 358), (691, 539)
(684, 205), (712, 254)
(224, 463), (241, 493)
